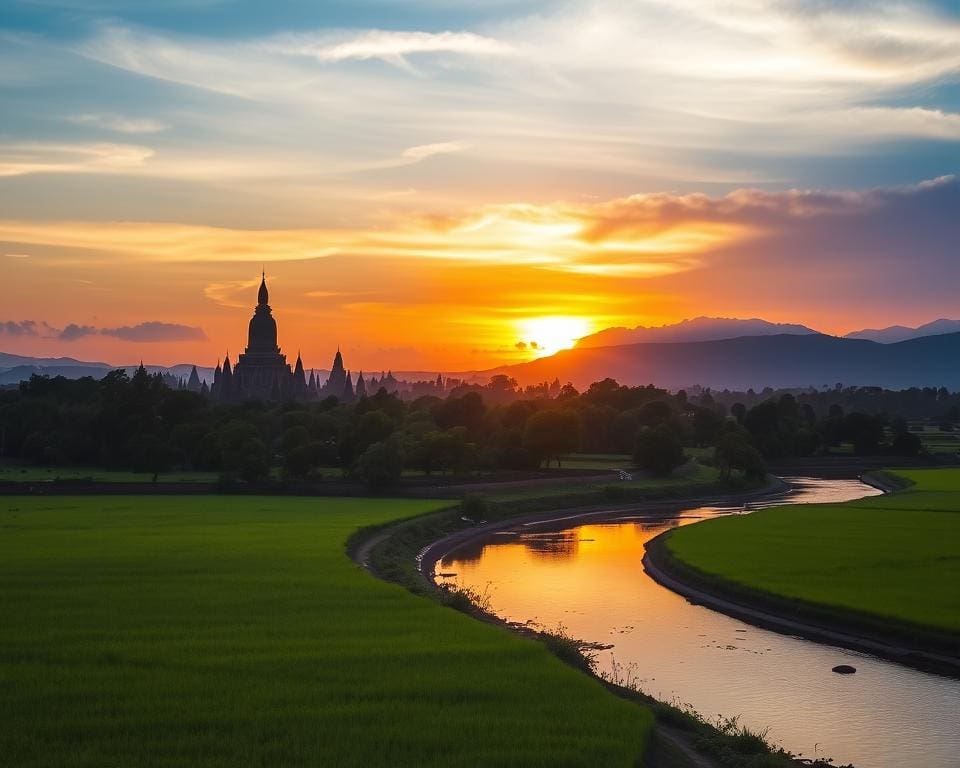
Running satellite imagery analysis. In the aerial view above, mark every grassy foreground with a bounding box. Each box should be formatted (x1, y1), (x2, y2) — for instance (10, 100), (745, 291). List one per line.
(663, 469), (960, 636)
(0, 496), (651, 767)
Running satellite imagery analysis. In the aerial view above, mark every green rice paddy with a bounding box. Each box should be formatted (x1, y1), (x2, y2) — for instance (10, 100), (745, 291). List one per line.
(0, 496), (651, 767)
(664, 469), (960, 634)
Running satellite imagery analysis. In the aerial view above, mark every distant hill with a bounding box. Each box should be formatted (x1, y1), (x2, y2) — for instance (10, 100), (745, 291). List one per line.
(0, 352), (111, 368)
(496, 332), (960, 390)
(0, 353), (214, 387)
(844, 319), (960, 344)
(575, 316), (820, 348)
(0, 364), (117, 386)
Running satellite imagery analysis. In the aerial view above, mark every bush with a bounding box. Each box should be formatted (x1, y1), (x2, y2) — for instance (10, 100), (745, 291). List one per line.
(460, 493), (489, 520)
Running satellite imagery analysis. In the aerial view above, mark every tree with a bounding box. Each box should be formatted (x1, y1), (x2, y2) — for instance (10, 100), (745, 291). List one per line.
(714, 431), (766, 481)
(237, 437), (271, 483)
(637, 400), (673, 428)
(633, 424), (686, 477)
(522, 409), (582, 468)
(283, 441), (326, 479)
(730, 402), (746, 424)
(691, 406), (724, 447)
(434, 391), (487, 435)
(842, 412), (886, 454)
(890, 431), (923, 457)
(354, 437), (404, 490)
(340, 410), (396, 469)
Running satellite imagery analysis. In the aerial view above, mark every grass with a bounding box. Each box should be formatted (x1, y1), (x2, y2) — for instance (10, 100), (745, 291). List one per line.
(0, 496), (651, 767)
(662, 468), (960, 636)
(555, 453), (633, 470)
(0, 464), (219, 483)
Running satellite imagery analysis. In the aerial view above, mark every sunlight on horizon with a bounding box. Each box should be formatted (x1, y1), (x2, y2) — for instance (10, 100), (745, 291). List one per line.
(516, 316), (594, 358)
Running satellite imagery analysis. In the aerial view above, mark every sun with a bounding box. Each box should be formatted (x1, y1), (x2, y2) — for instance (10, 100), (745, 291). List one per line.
(517, 316), (593, 357)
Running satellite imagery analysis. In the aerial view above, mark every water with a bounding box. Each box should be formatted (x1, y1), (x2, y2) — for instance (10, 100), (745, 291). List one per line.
(438, 478), (960, 768)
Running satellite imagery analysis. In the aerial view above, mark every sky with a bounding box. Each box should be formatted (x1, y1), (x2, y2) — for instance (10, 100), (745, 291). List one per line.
(1, 0), (959, 371)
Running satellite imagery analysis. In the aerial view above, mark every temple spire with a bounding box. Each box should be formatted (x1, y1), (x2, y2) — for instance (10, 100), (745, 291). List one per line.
(258, 271), (269, 305)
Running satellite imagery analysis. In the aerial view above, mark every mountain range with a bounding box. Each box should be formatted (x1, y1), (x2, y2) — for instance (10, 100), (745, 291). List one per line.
(497, 332), (960, 390)
(575, 317), (819, 347)
(842, 319), (960, 344)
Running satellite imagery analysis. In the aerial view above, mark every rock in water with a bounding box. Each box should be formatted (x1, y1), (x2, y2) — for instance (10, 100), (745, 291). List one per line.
(832, 664), (856, 674)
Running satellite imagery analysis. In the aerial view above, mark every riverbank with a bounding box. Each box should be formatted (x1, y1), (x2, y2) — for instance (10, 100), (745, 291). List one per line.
(646, 469), (960, 678)
(355, 473), (782, 593)
(354, 475), (860, 768)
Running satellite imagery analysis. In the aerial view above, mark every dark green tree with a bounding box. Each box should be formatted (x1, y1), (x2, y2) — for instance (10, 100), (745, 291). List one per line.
(354, 437), (404, 490)
(633, 424), (686, 476)
(522, 409), (582, 468)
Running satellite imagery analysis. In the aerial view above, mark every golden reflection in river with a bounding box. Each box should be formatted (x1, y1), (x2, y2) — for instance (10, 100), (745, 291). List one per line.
(440, 519), (684, 633)
(438, 479), (960, 768)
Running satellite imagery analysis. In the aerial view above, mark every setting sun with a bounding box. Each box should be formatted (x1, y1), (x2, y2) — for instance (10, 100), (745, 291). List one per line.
(517, 316), (593, 357)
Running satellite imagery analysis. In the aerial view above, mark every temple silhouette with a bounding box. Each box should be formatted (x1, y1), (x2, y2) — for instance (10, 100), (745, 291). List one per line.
(206, 273), (400, 401)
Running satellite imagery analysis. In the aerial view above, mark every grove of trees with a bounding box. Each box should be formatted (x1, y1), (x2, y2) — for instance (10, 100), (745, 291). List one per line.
(0, 369), (952, 490)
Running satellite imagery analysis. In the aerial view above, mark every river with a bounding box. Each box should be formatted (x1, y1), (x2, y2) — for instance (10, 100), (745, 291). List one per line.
(436, 477), (960, 768)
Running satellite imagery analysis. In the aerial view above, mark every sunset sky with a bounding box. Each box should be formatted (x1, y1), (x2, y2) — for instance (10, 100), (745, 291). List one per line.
(2, 0), (959, 371)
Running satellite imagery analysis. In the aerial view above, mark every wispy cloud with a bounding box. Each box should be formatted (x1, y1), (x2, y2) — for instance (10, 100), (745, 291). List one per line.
(271, 29), (512, 71)
(0, 141), (153, 176)
(66, 113), (169, 134)
(401, 141), (471, 161)
(1, 177), (954, 281)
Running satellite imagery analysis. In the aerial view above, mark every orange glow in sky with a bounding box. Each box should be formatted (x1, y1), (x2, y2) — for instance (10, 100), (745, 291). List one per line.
(2, 0), (958, 371)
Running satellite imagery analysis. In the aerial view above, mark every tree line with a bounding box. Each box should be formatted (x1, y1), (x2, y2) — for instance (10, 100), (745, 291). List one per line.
(0, 369), (951, 489)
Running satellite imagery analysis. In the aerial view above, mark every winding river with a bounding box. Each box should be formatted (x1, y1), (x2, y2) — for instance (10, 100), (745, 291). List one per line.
(436, 478), (960, 768)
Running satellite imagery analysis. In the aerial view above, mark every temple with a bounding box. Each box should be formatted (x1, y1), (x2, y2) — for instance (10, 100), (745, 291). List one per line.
(209, 273), (389, 402)
(203, 273), (455, 402)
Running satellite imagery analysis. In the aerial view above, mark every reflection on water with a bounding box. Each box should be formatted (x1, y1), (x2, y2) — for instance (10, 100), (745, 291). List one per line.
(439, 478), (960, 768)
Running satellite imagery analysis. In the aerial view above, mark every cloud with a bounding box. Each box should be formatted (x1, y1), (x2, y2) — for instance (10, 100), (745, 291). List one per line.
(1, 320), (40, 336)
(58, 323), (98, 340)
(205, 278), (266, 308)
(0, 319), (206, 342)
(7, 3), (948, 197)
(273, 29), (512, 69)
(0, 141), (154, 177)
(401, 141), (471, 161)
(0, 177), (955, 282)
(100, 321), (207, 342)
(66, 113), (169, 134)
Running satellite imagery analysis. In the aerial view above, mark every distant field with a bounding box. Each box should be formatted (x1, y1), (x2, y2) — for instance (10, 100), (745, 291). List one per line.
(664, 468), (960, 634)
(0, 496), (650, 767)
(0, 465), (219, 483)
(909, 423), (960, 455)
(490, 462), (720, 501)
(556, 452), (632, 470)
